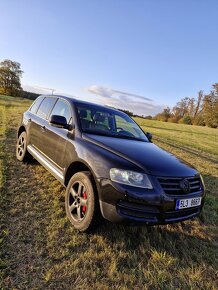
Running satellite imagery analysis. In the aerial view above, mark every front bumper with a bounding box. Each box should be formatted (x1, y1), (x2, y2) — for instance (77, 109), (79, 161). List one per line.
(97, 177), (205, 225)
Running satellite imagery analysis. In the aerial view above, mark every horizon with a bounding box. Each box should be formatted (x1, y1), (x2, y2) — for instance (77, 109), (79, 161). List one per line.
(1, 0), (218, 116)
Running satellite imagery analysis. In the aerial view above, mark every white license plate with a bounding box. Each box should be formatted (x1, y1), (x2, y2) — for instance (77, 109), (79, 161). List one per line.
(176, 197), (202, 210)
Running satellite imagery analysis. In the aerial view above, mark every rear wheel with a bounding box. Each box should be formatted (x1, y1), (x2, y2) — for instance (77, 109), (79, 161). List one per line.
(16, 131), (32, 162)
(65, 171), (99, 232)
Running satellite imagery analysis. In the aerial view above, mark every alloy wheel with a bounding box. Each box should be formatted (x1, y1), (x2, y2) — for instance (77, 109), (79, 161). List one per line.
(68, 181), (88, 222)
(17, 135), (25, 157)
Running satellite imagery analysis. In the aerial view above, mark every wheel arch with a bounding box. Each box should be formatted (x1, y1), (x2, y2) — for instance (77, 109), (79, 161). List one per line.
(17, 125), (26, 137)
(65, 161), (102, 230)
(64, 161), (97, 188)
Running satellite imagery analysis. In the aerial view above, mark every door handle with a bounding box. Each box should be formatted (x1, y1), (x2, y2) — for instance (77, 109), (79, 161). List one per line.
(41, 125), (46, 131)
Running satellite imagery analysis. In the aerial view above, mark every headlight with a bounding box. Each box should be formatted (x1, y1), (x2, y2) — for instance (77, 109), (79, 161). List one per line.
(110, 168), (153, 189)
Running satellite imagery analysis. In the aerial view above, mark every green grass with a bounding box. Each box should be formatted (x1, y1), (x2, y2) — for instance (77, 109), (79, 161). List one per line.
(0, 95), (218, 289)
(134, 117), (218, 156)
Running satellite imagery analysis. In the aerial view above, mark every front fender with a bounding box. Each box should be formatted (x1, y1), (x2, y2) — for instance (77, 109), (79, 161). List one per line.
(65, 136), (143, 180)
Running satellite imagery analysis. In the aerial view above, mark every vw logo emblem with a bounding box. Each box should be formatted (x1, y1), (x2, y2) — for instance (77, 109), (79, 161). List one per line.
(180, 179), (190, 193)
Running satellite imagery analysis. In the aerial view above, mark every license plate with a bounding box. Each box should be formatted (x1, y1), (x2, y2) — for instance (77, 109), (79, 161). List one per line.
(176, 197), (202, 210)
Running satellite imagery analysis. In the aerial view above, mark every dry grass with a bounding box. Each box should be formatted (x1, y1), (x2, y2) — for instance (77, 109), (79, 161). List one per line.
(0, 95), (218, 289)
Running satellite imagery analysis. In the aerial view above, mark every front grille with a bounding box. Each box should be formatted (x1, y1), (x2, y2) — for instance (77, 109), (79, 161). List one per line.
(116, 200), (201, 224)
(158, 176), (202, 195)
(163, 207), (200, 221)
(117, 200), (159, 221)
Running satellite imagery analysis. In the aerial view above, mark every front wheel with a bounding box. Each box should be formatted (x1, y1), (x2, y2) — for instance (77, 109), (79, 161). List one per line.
(16, 131), (32, 162)
(65, 171), (100, 232)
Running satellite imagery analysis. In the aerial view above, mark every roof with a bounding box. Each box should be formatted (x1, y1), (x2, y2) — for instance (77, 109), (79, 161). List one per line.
(40, 94), (121, 113)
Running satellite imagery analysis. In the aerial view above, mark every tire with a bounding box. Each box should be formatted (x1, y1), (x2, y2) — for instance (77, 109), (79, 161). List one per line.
(65, 171), (100, 232)
(16, 131), (32, 162)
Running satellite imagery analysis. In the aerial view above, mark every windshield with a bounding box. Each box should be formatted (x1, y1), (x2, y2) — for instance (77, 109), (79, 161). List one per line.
(75, 103), (148, 142)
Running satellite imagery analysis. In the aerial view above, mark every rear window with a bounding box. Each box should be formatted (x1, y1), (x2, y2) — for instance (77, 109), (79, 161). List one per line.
(37, 97), (57, 119)
(29, 96), (44, 114)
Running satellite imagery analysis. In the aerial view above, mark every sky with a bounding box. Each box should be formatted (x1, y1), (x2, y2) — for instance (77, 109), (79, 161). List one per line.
(1, 0), (218, 116)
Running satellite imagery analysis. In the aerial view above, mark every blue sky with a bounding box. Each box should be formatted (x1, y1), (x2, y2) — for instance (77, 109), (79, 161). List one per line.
(1, 0), (218, 115)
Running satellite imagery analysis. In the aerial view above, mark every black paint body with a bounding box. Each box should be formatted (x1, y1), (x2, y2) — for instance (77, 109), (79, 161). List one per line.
(18, 95), (205, 225)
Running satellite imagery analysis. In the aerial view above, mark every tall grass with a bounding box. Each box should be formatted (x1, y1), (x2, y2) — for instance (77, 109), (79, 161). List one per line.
(0, 95), (217, 289)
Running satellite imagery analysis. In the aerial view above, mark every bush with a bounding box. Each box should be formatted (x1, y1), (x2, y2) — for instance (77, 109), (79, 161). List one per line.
(168, 117), (178, 123)
(193, 115), (205, 126)
(178, 114), (192, 125)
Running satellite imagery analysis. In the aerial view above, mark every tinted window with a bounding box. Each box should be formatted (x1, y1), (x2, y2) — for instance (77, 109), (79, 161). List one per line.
(76, 104), (148, 141)
(115, 115), (140, 136)
(37, 97), (57, 119)
(50, 99), (72, 123)
(29, 96), (44, 114)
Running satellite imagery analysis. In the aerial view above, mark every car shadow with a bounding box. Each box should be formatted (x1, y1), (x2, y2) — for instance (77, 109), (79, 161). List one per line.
(94, 218), (217, 272)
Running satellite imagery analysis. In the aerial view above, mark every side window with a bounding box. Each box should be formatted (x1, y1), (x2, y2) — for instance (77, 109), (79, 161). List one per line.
(77, 107), (92, 130)
(77, 107), (114, 131)
(29, 96), (44, 114)
(93, 111), (110, 129)
(78, 108), (92, 122)
(50, 99), (72, 123)
(37, 97), (57, 119)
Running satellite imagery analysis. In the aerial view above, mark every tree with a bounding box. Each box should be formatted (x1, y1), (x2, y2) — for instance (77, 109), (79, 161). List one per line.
(172, 97), (194, 123)
(202, 85), (218, 128)
(143, 115), (153, 120)
(153, 84), (217, 127)
(193, 91), (203, 119)
(193, 114), (205, 126)
(119, 109), (133, 116)
(0, 59), (23, 96)
(154, 106), (171, 122)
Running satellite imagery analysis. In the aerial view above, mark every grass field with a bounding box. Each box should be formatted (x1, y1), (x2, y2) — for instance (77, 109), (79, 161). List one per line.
(0, 95), (218, 289)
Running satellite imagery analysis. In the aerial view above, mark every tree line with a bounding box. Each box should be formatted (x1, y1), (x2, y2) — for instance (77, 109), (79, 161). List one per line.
(120, 87), (218, 128)
(154, 85), (218, 128)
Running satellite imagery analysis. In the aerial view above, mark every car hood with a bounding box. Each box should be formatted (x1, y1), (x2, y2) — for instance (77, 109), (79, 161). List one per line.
(83, 133), (198, 177)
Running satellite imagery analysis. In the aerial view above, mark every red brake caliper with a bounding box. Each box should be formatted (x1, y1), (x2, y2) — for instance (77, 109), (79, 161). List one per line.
(82, 192), (87, 213)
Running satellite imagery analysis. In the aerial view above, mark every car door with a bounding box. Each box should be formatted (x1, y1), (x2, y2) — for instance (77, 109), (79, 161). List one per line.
(28, 96), (45, 149)
(41, 98), (75, 169)
(28, 96), (57, 152)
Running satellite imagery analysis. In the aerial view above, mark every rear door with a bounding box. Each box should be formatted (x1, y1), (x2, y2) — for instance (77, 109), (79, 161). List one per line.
(41, 98), (74, 169)
(28, 96), (57, 152)
(28, 96), (45, 148)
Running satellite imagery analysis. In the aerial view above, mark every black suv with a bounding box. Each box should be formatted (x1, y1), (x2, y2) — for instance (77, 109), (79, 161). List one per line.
(16, 95), (205, 231)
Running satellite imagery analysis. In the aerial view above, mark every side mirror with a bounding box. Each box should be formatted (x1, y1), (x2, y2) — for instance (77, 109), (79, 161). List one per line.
(145, 132), (152, 142)
(49, 115), (68, 129)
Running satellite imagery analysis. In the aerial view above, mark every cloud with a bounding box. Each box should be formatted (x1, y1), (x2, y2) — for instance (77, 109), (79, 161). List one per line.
(88, 85), (152, 101)
(22, 83), (165, 116)
(87, 85), (164, 116)
(88, 85), (112, 99)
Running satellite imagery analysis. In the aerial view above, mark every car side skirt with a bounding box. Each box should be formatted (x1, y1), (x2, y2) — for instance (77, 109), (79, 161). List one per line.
(27, 145), (64, 184)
